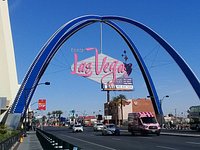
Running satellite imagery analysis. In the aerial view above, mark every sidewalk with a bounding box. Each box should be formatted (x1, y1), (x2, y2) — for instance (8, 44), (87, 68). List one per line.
(16, 131), (43, 150)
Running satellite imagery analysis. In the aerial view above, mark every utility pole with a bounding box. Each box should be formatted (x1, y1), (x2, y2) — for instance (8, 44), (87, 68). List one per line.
(175, 108), (177, 124)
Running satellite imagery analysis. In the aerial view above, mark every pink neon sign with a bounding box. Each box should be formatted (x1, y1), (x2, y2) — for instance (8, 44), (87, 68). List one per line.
(71, 48), (127, 84)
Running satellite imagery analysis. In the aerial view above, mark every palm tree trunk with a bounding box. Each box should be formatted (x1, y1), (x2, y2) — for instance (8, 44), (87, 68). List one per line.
(121, 99), (123, 126)
(116, 104), (118, 125)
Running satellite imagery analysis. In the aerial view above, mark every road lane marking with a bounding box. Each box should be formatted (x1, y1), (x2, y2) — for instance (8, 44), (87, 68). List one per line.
(137, 137), (153, 139)
(64, 135), (117, 150)
(111, 138), (121, 141)
(186, 141), (200, 145)
(156, 146), (178, 150)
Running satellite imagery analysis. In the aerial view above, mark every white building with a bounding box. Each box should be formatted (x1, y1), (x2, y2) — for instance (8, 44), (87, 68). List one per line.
(0, 0), (19, 121)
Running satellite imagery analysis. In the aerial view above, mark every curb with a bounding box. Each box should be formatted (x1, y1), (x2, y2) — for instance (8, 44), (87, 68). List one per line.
(11, 141), (20, 150)
(121, 130), (200, 138)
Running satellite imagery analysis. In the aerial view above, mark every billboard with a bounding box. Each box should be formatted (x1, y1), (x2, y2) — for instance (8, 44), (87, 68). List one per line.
(102, 77), (133, 91)
(71, 48), (133, 91)
(38, 99), (46, 110)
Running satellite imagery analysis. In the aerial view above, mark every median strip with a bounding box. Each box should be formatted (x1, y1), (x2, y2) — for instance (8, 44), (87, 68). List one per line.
(161, 132), (200, 137)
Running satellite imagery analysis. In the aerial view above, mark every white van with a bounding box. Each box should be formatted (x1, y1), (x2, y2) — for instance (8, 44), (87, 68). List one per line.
(128, 112), (160, 136)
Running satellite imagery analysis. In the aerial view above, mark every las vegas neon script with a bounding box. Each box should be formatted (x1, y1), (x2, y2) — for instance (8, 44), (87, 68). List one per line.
(71, 48), (127, 84)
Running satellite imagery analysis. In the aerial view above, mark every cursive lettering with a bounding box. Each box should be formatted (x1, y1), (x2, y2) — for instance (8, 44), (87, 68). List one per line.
(71, 48), (127, 84)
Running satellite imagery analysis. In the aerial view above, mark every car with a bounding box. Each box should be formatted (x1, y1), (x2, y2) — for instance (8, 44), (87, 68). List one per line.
(102, 124), (120, 136)
(72, 124), (83, 132)
(93, 123), (104, 131)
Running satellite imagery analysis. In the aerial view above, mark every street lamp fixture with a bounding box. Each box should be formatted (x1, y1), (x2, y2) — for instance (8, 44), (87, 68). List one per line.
(160, 95), (169, 113)
(44, 82), (50, 85)
(147, 95), (169, 110)
(147, 95), (169, 127)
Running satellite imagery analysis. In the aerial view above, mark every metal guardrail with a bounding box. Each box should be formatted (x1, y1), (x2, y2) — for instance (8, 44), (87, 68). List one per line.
(0, 131), (22, 150)
(36, 129), (81, 150)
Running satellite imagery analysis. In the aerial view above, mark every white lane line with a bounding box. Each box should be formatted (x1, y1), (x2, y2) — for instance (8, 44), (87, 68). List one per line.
(64, 135), (117, 150)
(137, 137), (153, 139)
(112, 138), (121, 141)
(156, 145), (178, 150)
(186, 141), (200, 145)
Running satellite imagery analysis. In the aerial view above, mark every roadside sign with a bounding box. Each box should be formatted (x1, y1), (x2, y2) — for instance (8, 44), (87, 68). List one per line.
(104, 115), (112, 120)
(102, 78), (133, 91)
(38, 99), (46, 110)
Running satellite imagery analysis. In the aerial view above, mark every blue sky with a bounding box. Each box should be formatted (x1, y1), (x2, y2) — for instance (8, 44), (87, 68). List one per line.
(8, 0), (200, 117)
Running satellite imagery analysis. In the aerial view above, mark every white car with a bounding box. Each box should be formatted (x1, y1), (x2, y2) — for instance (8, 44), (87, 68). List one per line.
(72, 124), (83, 132)
(93, 123), (104, 131)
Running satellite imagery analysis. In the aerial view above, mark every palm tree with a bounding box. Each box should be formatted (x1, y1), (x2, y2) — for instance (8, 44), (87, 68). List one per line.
(111, 96), (119, 125)
(56, 110), (63, 122)
(47, 112), (51, 119)
(118, 94), (127, 125)
(47, 112), (51, 125)
(111, 94), (128, 126)
(52, 111), (56, 121)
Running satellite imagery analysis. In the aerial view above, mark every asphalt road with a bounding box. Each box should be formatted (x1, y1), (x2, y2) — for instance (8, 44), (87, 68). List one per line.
(44, 126), (200, 150)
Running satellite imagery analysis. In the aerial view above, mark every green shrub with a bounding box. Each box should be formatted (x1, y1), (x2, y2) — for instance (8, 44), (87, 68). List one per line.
(0, 124), (6, 129)
(0, 125), (7, 134)
(0, 125), (20, 142)
(0, 128), (7, 134)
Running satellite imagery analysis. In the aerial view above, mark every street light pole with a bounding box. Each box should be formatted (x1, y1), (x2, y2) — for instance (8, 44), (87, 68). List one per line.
(160, 95), (169, 128)
(147, 95), (169, 127)
(27, 101), (39, 130)
(24, 81), (50, 136)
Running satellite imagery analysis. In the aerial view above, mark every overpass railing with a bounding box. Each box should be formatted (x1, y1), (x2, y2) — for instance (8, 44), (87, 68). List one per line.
(0, 131), (22, 150)
(36, 128), (81, 150)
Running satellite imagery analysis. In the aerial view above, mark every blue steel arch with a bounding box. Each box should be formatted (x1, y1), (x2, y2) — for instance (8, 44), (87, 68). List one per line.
(10, 15), (200, 119)
(102, 16), (200, 99)
(104, 20), (162, 114)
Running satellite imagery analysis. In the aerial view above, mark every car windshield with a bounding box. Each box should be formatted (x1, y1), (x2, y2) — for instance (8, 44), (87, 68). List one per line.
(97, 123), (103, 126)
(141, 117), (157, 124)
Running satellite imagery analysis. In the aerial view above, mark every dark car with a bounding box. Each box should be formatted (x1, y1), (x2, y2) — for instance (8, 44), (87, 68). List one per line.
(102, 124), (120, 136)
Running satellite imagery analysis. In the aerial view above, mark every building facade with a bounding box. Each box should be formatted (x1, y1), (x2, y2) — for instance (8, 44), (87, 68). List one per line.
(104, 98), (155, 125)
